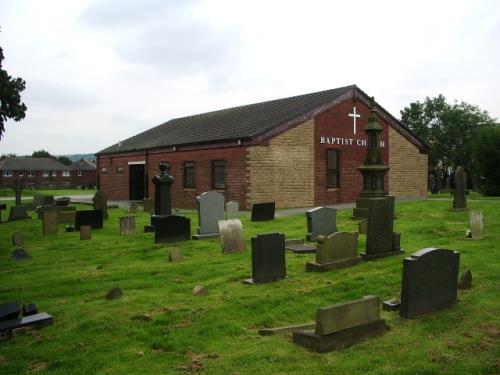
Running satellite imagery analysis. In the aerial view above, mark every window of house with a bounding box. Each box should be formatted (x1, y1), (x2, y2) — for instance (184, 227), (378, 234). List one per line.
(42, 171), (49, 177)
(101, 167), (107, 173)
(52, 171), (57, 177)
(3, 170), (13, 177)
(212, 160), (225, 190)
(28, 171), (35, 177)
(77, 170), (82, 176)
(183, 161), (195, 188)
(326, 149), (340, 188)
(18, 171), (24, 177)
(62, 171), (70, 177)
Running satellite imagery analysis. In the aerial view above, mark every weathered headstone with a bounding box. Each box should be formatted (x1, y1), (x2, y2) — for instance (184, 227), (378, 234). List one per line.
(143, 197), (154, 213)
(306, 207), (337, 241)
(226, 201), (239, 219)
(453, 166), (467, 210)
(0, 203), (7, 222)
(358, 219), (367, 235)
(362, 196), (403, 260)
(193, 191), (225, 240)
(469, 210), (484, 240)
(400, 248), (460, 319)
(119, 216), (136, 236)
(8, 206), (30, 221)
(251, 202), (275, 222)
(11, 232), (24, 247)
(168, 248), (183, 262)
(58, 210), (76, 225)
(106, 287), (123, 300)
(11, 248), (31, 261)
(458, 269), (472, 289)
(154, 215), (191, 243)
(12, 180), (24, 206)
(80, 225), (91, 240)
(293, 296), (388, 352)
(306, 232), (361, 272)
(244, 233), (286, 284)
(218, 219), (246, 254)
(192, 285), (208, 296)
(93, 191), (108, 219)
(75, 210), (103, 230)
(42, 210), (58, 235)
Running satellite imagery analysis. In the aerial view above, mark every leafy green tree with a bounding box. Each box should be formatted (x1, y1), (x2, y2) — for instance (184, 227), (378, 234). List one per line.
(400, 95), (496, 183)
(473, 125), (500, 195)
(57, 155), (73, 165)
(0, 36), (27, 139)
(32, 150), (54, 158)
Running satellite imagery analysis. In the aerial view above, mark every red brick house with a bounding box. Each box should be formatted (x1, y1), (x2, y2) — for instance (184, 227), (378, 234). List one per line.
(96, 85), (428, 209)
(70, 159), (97, 189)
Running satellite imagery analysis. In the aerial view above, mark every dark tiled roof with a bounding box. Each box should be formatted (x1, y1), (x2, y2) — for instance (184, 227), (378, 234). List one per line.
(70, 159), (96, 171)
(98, 85), (356, 154)
(0, 157), (70, 171)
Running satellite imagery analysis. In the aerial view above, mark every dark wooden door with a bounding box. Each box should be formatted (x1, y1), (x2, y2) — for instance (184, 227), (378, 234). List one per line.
(129, 164), (145, 200)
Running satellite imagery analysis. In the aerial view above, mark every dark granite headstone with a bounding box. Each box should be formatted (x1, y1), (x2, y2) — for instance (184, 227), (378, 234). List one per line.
(8, 206), (30, 221)
(0, 203), (6, 222)
(362, 196), (402, 260)
(154, 215), (191, 243)
(12, 232), (24, 247)
(22, 304), (38, 317)
(0, 313), (53, 333)
(306, 207), (337, 241)
(152, 161), (174, 216)
(106, 287), (123, 300)
(0, 302), (21, 321)
(75, 210), (103, 230)
(245, 233), (286, 284)
(93, 191), (108, 219)
(193, 191), (225, 239)
(453, 166), (467, 210)
(400, 248), (460, 319)
(11, 248), (31, 261)
(251, 202), (275, 222)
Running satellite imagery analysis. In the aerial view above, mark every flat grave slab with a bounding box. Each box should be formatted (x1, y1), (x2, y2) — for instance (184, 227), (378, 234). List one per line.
(0, 313), (53, 333)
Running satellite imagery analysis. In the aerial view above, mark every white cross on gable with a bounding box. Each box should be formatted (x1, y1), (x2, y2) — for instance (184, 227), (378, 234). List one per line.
(348, 107), (361, 135)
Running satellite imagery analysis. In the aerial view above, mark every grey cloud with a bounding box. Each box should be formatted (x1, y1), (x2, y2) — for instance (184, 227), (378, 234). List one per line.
(24, 79), (97, 108)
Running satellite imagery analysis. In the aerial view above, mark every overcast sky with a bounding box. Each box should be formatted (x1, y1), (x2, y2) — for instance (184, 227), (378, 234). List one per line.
(1, 0), (499, 156)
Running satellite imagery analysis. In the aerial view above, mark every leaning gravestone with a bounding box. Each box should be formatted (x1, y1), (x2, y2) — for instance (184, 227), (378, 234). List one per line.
(251, 202), (275, 222)
(155, 215), (191, 244)
(306, 207), (337, 241)
(0, 203), (6, 222)
(218, 219), (246, 254)
(453, 166), (467, 210)
(226, 201), (239, 219)
(93, 191), (108, 219)
(469, 210), (484, 240)
(362, 196), (403, 260)
(193, 191), (225, 240)
(306, 232), (361, 272)
(75, 210), (103, 230)
(293, 296), (388, 353)
(80, 225), (91, 240)
(12, 232), (24, 247)
(244, 233), (286, 284)
(8, 206), (30, 221)
(400, 247), (460, 319)
(42, 210), (58, 235)
(119, 216), (136, 236)
(458, 269), (472, 289)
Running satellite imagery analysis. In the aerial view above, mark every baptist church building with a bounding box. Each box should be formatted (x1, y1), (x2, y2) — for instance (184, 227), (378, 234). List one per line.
(96, 85), (428, 209)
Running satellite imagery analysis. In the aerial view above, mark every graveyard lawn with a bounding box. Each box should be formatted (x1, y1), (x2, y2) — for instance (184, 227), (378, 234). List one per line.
(0, 188), (96, 198)
(0, 198), (499, 374)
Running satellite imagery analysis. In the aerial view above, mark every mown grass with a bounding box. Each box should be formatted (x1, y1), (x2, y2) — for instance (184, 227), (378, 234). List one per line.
(0, 188), (95, 198)
(0, 197), (499, 374)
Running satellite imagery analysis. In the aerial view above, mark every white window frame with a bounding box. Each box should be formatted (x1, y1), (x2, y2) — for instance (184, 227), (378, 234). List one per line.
(3, 170), (13, 177)
(62, 171), (70, 177)
(42, 171), (49, 177)
(52, 171), (57, 177)
(18, 171), (24, 177)
(77, 170), (82, 177)
(28, 171), (35, 177)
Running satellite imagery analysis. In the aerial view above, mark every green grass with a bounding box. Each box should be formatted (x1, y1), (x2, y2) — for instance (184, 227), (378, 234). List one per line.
(0, 198), (499, 374)
(0, 188), (96, 198)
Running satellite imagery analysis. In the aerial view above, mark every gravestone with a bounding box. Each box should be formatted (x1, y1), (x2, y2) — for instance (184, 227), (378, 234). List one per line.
(152, 161), (174, 221)
(119, 216), (136, 235)
(58, 210), (76, 225)
(469, 210), (484, 240)
(458, 269), (472, 289)
(33, 195), (45, 206)
(293, 296), (388, 352)
(12, 232), (24, 247)
(129, 203), (138, 213)
(306, 232), (361, 272)
(11, 248), (31, 261)
(106, 287), (123, 300)
(226, 201), (239, 219)
(362, 196), (403, 260)
(75, 210), (103, 230)
(8, 206), (30, 221)
(192, 285), (208, 296)
(400, 248), (460, 319)
(143, 197), (154, 213)
(218, 219), (246, 254)
(22, 304), (38, 317)
(92, 191), (108, 219)
(168, 248), (183, 262)
(244, 233), (286, 284)
(12, 180), (24, 206)
(251, 202), (275, 222)
(358, 219), (367, 235)
(306, 207), (337, 241)
(453, 166), (467, 210)
(55, 197), (70, 206)
(42, 210), (58, 235)
(80, 225), (91, 240)
(154, 215), (191, 243)
(193, 191), (225, 240)
(0, 312), (53, 333)
(0, 302), (21, 321)
(0, 203), (7, 222)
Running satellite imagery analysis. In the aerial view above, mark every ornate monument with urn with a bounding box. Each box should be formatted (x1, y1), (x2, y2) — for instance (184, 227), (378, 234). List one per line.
(149, 161), (174, 229)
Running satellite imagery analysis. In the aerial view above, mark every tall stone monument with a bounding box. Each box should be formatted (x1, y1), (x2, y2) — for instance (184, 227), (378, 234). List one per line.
(353, 99), (389, 218)
(150, 161), (174, 228)
(453, 166), (467, 210)
(12, 180), (25, 206)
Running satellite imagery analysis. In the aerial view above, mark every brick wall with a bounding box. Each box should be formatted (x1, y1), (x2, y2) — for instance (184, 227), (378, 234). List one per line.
(388, 127), (428, 198)
(247, 119), (315, 209)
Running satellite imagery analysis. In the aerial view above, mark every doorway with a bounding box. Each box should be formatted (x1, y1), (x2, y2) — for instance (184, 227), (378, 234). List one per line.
(129, 164), (145, 200)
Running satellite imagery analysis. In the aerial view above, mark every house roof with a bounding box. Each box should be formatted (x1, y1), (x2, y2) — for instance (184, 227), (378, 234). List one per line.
(0, 157), (70, 171)
(70, 159), (96, 171)
(97, 85), (428, 155)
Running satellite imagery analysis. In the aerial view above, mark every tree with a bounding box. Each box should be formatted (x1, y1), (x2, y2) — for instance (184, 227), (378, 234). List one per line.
(400, 95), (496, 185)
(32, 150), (54, 158)
(472, 125), (500, 195)
(57, 155), (73, 166)
(0, 34), (27, 139)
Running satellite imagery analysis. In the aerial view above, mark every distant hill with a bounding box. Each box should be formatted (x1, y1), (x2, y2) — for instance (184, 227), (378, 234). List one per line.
(61, 154), (96, 162)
